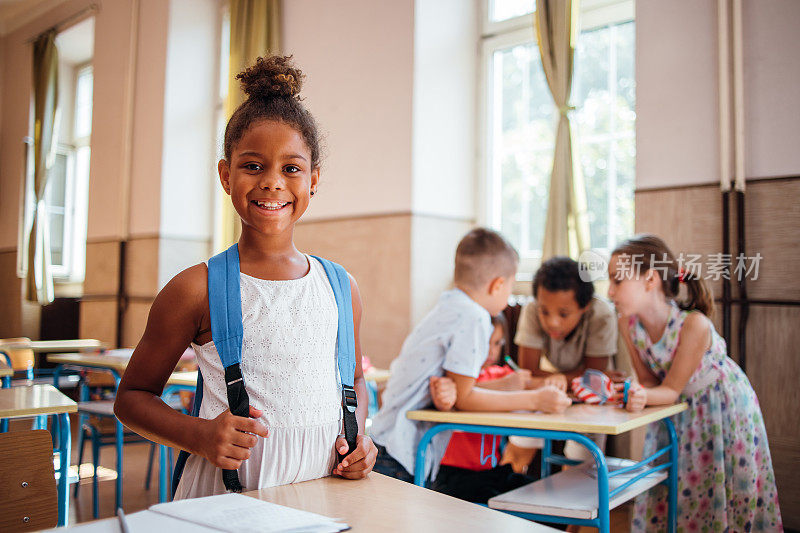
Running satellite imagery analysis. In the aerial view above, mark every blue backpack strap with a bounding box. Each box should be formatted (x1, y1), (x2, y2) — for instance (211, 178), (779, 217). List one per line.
(174, 244), (249, 495)
(173, 251), (358, 497)
(311, 256), (358, 457)
(210, 244), (249, 492)
(208, 244), (244, 368)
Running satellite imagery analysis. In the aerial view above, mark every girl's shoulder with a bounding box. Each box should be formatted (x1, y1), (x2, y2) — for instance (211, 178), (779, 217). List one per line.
(165, 262), (209, 298)
(152, 263), (210, 323)
(675, 310), (711, 343)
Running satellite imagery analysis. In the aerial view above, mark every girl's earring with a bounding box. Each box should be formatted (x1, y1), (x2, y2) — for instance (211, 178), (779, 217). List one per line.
(310, 190), (315, 196)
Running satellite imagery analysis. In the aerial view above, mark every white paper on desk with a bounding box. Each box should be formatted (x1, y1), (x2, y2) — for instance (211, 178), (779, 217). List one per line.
(99, 348), (134, 358)
(149, 493), (349, 533)
(44, 509), (219, 532)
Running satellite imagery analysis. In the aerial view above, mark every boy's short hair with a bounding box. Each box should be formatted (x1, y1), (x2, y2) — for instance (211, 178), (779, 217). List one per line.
(454, 228), (519, 289)
(532, 256), (594, 308)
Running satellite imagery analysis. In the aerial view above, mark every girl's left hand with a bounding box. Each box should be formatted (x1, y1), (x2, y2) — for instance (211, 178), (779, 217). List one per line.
(333, 434), (377, 479)
(624, 383), (647, 412)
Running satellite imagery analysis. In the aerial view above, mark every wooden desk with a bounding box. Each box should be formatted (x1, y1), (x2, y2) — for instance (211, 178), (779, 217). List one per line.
(251, 473), (558, 532)
(408, 403), (686, 533)
(48, 354), (201, 505)
(57, 473), (558, 532)
(26, 339), (105, 352)
(0, 360), (11, 388)
(0, 384), (76, 527)
(408, 403), (687, 435)
(49, 354), (196, 386)
(1, 339), (105, 370)
(47, 352), (130, 376)
(0, 383), (76, 418)
(166, 371), (198, 388)
(364, 367), (390, 384)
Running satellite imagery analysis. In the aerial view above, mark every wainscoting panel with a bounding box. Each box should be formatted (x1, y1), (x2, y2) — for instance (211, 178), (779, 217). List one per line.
(293, 214), (413, 368)
(743, 179), (800, 300)
(635, 177), (800, 528)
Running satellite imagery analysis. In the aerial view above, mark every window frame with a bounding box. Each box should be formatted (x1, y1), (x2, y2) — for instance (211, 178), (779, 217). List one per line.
(45, 144), (77, 280)
(17, 62), (93, 284)
(477, 0), (634, 280)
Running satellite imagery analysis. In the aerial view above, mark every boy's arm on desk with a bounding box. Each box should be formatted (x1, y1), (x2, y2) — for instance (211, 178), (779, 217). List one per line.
(474, 370), (531, 391)
(445, 371), (570, 413)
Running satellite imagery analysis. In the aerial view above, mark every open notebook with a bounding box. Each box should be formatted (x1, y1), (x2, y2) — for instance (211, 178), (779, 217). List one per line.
(52, 493), (349, 533)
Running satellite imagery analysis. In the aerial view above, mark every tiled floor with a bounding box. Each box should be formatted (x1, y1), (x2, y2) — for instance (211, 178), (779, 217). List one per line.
(8, 414), (631, 531)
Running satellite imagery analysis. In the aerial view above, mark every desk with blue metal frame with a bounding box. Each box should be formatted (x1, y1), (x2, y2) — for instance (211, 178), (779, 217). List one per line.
(0, 339), (105, 381)
(408, 402), (687, 533)
(47, 354), (199, 505)
(0, 361), (12, 433)
(0, 360), (11, 388)
(0, 384), (76, 527)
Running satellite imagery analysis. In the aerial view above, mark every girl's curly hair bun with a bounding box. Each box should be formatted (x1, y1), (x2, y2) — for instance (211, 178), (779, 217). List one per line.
(236, 55), (304, 99)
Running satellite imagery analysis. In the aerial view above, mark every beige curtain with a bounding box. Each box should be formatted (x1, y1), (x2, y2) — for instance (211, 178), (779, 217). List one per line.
(26, 30), (59, 304)
(535, 0), (589, 260)
(217, 0), (281, 250)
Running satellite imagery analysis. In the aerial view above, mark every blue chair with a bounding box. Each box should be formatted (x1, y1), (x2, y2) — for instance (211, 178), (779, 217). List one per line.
(73, 401), (125, 517)
(74, 389), (187, 516)
(71, 370), (145, 518)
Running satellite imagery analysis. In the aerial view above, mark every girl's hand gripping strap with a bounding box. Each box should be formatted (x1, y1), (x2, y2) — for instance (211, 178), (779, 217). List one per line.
(312, 256), (358, 461)
(208, 244), (250, 493)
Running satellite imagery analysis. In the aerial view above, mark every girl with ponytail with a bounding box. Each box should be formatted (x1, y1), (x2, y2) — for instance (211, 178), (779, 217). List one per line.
(607, 234), (781, 532)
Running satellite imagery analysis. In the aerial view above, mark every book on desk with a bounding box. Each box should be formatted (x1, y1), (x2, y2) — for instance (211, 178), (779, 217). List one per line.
(49, 493), (349, 533)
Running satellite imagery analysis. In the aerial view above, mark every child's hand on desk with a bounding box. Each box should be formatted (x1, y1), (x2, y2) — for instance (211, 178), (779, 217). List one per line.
(531, 386), (571, 414)
(198, 406), (268, 469)
(513, 369), (533, 389)
(623, 383), (647, 412)
(429, 376), (457, 411)
(543, 373), (568, 391)
(333, 434), (377, 479)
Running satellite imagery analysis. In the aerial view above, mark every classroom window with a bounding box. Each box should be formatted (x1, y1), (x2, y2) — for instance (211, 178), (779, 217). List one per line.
(19, 19), (94, 284)
(44, 64), (92, 280)
(481, 0), (635, 275)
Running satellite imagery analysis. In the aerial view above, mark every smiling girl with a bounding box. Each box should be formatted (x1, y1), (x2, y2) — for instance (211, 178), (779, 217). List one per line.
(114, 56), (377, 498)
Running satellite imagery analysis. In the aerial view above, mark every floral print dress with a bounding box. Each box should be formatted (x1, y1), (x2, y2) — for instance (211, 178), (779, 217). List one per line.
(630, 302), (782, 532)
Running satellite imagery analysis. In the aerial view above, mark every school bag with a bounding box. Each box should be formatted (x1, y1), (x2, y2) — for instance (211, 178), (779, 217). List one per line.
(172, 244), (358, 495)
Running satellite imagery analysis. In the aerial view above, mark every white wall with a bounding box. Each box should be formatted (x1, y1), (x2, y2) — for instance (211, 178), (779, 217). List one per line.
(127, 0), (167, 238)
(411, 0), (479, 220)
(742, 0), (800, 178)
(159, 0), (216, 241)
(409, 0), (479, 323)
(86, 0), (138, 240)
(281, 0), (415, 220)
(636, 0), (800, 190)
(635, 0), (719, 189)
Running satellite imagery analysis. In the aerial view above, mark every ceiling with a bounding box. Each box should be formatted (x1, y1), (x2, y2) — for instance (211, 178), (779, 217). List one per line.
(0, 0), (69, 37)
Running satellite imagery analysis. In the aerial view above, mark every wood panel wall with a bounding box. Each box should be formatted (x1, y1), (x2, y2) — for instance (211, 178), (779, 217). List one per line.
(635, 176), (800, 529)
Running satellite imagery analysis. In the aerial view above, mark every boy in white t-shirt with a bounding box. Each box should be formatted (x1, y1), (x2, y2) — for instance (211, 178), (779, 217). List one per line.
(370, 228), (570, 484)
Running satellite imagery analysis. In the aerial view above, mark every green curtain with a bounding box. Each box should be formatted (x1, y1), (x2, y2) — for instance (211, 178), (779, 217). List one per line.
(26, 30), (59, 304)
(535, 0), (589, 260)
(218, 0), (281, 250)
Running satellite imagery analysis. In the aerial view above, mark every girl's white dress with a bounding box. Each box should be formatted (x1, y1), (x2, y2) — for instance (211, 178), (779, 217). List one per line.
(174, 256), (342, 499)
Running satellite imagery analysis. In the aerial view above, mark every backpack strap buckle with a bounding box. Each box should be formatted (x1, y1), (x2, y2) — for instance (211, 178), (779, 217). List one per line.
(341, 385), (358, 413)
